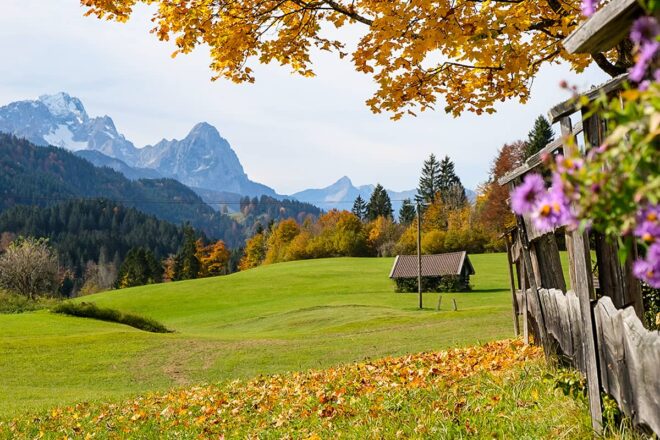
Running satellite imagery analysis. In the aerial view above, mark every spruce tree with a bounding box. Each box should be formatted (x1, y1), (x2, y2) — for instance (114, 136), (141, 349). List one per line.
(173, 226), (200, 280)
(117, 247), (162, 288)
(524, 115), (554, 159)
(352, 195), (368, 221)
(398, 199), (416, 225)
(437, 155), (467, 209)
(366, 184), (393, 221)
(415, 154), (441, 203)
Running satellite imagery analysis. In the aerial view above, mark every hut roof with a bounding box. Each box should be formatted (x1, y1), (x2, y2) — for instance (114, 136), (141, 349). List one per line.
(389, 252), (475, 279)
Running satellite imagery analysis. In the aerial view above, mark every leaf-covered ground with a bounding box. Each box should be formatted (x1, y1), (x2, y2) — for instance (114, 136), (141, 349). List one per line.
(1, 339), (595, 439)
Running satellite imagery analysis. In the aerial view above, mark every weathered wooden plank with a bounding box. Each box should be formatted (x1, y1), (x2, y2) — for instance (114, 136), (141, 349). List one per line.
(549, 75), (627, 124)
(563, 0), (641, 55)
(514, 207), (550, 352)
(560, 118), (578, 292)
(498, 121), (583, 185)
(521, 259), (529, 344)
(505, 233), (520, 336)
(624, 239), (645, 319)
(570, 210), (602, 432)
(534, 233), (567, 291)
(595, 297), (660, 435)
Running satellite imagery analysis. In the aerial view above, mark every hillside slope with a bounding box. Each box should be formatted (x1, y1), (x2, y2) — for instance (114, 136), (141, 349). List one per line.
(0, 255), (513, 415)
(0, 133), (242, 245)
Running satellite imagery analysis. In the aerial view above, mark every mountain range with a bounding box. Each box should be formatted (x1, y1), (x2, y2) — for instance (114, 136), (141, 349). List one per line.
(0, 93), (275, 198)
(0, 93), (474, 213)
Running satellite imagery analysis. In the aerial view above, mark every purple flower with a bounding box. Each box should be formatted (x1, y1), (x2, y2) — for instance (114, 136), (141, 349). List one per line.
(635, 204), (660, 244)
(511, 173), (545, 215)
(532, 192), (566, 232)
(556, 155), (583, 175)
(581, 0), (599, 17)
(630, 16), (660, 46)
(629, 17), (660, 82)
(633, 244), (660, 288)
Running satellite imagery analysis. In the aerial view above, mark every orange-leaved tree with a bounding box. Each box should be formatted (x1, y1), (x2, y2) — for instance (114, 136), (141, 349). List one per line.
(81, 0), (629, 118)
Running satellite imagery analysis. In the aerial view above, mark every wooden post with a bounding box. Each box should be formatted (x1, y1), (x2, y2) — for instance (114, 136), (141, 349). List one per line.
(511, 200), (550, 352)
(504, 232), (520, 336)
(416, 202), (423, 310)
(521, 257), (529, 345)
(452, 298), (458, 311)
(562, 115), (603, 433)
(436, 294), (442, 311)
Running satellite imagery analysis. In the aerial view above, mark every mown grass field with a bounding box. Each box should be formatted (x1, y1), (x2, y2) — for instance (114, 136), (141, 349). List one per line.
(0, 253), (518, 417)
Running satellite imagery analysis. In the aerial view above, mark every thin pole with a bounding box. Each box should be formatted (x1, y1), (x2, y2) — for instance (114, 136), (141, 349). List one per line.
(416, 202), (422, 310)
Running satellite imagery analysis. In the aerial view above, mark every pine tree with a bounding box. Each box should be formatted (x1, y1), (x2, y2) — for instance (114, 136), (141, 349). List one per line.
(173, 226), (200, 281)
(438, 155), (467, 209)
(117, 247), (162, 288)
(366, 184), (393, 221)
(352, 195), (368, 221)
(398, 199), (416, 225)
(524, 115), (554, 159)
(415, 154), (441, 203)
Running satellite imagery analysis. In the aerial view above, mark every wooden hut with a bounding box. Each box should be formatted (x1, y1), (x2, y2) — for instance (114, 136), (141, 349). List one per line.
(389, 251), (474, 292)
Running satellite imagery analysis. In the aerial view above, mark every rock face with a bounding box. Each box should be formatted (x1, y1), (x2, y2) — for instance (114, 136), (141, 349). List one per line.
(138, 122), (276, 197)
(0, 93), (276, 197)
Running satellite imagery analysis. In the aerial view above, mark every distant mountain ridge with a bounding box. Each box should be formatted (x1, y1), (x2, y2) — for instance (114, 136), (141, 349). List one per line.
(291, 176), (476, 215)
(291, 176), (417, 214)
(0, 93), (277, 198)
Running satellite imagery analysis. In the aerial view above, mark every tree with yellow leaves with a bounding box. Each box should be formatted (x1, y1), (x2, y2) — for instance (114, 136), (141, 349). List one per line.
(196, 239), (231, 276)
(81, 0), (628, 118)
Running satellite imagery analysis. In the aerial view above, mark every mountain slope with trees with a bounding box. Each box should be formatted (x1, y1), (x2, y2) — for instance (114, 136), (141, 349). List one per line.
(0, 199), (188, 276)
(0, 133), (242, 245)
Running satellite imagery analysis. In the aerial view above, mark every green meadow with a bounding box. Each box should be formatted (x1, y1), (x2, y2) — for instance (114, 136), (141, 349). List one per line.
(0, 254), (517, 416)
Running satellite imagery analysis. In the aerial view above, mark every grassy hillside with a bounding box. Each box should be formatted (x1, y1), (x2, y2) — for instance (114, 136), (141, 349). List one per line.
(0, 254), (516, 416)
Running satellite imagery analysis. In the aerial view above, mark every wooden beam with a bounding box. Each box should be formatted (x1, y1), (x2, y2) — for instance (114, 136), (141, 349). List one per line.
(548, 75), (628, 124)
(561, 114), (603, 434)
(498, 121), (583, 185)
(563, 0), (641, 55)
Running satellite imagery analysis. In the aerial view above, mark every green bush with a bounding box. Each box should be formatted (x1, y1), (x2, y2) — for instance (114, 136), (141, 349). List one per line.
(52, 302), (172, 333)
(0, 291), (60, 314)
(394, 276), (469, 293)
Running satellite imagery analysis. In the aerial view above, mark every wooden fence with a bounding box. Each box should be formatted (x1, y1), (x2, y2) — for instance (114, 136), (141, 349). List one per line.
(515, 290), (660, 434)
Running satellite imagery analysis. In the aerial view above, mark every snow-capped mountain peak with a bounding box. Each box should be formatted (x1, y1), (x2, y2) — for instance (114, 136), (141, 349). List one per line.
(38, 92), (88, 122)
(0, 94), (278, 198)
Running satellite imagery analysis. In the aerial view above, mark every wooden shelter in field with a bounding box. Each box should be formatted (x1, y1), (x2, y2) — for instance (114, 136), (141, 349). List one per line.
(498, 0), (659, 435)
(389, 251), (474, 292)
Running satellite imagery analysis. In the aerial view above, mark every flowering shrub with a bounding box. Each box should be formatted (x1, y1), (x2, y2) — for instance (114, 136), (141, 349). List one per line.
(511, 2), (659, 287)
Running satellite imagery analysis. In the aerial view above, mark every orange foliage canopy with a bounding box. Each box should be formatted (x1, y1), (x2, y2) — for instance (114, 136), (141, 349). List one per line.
(80, 0), (628, 118)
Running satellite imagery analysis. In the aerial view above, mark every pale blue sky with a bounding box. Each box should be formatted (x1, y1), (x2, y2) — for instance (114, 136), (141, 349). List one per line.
(0, 1), (609, 194)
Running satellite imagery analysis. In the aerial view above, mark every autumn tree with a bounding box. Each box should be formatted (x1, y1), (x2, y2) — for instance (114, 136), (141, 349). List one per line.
(0, 237), (59, 299)
(524, 115), (555, 159)
(366, 184), (393, 221)
(351, 195), (368, 222)
(477, 141), (525, 236)
(196, 239), (231, 276)
(82, 1), (627, 119)
(416, 154), (441, 204)
(366, 216), (401, 257)
(239, 232), (267, 270)
(398, 199), (416, 226)
(264, 219), (300, 264)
